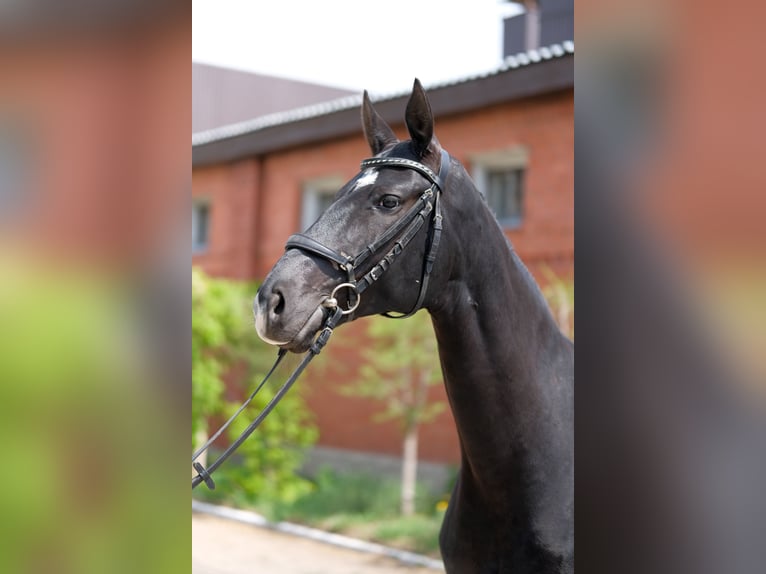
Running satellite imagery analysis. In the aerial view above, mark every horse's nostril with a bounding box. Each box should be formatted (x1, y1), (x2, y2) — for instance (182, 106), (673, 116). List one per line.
(272, 290), (285, 316)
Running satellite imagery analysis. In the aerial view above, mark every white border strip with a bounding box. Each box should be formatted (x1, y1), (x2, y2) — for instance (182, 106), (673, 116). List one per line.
(192, 499), (445, 571)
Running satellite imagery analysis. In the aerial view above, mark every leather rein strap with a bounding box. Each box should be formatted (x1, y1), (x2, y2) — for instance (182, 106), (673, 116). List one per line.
(285, 148), (450, 319)
(192, 307), (343, 490)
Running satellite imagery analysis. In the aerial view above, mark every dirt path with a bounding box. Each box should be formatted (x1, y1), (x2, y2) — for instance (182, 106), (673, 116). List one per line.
(192, 513), (443, 574)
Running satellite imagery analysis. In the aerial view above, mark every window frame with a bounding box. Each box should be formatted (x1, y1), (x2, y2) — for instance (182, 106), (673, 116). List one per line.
(470, 147), (529, 230)
(300, 175), (345, 232)
(192, 198), (211, 254)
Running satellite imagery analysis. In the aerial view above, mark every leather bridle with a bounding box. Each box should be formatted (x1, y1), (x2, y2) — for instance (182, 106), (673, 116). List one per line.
(192, 149), (450, 490)
(286, 148), (450, 319)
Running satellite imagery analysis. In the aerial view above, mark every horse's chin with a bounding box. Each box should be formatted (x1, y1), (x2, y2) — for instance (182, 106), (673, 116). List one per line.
(277, 305), (327, 354)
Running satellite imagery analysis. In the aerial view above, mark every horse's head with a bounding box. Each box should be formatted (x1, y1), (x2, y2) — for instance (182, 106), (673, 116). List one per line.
(254, 80), (452, 352)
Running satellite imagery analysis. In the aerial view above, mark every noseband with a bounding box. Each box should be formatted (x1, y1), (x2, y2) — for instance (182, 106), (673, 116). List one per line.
(285, 148), (450, 319)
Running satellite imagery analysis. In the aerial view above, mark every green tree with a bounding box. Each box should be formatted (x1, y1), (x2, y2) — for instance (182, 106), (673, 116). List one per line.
(217, 384), (318, 509)
(192, 267), (242, 456)
(192, 268), (317, 504)
(541, 266), (574, 339)
(341, 311), (445, 516)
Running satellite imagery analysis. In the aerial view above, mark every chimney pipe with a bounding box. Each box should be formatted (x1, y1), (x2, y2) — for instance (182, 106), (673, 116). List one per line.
(523, 0), (540, 51)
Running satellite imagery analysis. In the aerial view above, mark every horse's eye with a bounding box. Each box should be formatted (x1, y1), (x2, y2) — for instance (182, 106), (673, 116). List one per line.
(379, 195), (400, 209)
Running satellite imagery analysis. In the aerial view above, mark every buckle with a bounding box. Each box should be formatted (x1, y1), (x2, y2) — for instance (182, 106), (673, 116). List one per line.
(193, 462), (216, 490)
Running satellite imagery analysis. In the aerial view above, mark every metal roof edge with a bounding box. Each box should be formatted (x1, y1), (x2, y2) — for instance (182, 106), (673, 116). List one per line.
(192, 42), (573, 164)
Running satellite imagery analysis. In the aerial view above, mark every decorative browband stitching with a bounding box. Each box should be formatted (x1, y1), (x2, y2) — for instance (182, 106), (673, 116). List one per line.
(359, 157), (442, 191)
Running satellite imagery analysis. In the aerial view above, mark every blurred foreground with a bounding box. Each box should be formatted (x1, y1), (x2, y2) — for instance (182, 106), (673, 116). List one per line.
(0, 4), (190, 573)
(577, 1), (766, 573)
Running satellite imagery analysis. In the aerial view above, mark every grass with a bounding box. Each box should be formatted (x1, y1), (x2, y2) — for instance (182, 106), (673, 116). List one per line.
(372, 515), (445, 555)
(196, 466), (451, 557)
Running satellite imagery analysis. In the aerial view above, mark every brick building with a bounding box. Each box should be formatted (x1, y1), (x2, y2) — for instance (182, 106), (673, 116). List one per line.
(192, 42), (573, 465)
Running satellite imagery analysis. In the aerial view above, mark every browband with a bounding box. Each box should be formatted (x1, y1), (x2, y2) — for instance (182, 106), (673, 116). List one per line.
(360, 152), (448, 192)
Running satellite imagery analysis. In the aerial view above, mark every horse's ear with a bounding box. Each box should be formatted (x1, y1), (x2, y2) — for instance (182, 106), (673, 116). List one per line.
(405, 79), (434, 157)
(362, 90), (397, 155)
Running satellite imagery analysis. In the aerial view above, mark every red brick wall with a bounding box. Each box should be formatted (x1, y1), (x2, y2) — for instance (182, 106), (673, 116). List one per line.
(440, 93), (574, 276)
(192, 90), (573, 463)
(192, 158), (261, 280)
(298, 322), (462, 463)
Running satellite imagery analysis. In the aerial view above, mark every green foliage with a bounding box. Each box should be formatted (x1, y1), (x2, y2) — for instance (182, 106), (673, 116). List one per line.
(373, 514), (444, 555)
(290, 468), (445, 555)
(191, 268), (242, 438)
(278, 468), (444, 555)
(541, 266), (574, 339)
(283, 467), (436, 519)
(215, 380), (318, 506)
(0, 264), (187, 573)
(341, 310), (445, 431)
(287, 467), (396, 518)
(192, 268), (318, 504)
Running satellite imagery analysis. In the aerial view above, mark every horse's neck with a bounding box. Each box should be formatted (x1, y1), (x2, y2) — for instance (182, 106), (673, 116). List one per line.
(429, 210), (571, 490)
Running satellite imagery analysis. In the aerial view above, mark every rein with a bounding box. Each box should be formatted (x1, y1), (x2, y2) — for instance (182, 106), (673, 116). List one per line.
(192, 149), (450, 490)
(192, 306), (343, 490)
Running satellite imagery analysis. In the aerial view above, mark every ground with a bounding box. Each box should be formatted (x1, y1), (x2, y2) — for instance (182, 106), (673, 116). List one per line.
(192, 513), (442, 574)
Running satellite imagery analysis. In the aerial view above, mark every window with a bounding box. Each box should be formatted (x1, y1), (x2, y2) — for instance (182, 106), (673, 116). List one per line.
(192, 200), (210, 253)
(472, 147), (528, 229)
(301, 176), (344, 231)
(485, 167), (524, 228)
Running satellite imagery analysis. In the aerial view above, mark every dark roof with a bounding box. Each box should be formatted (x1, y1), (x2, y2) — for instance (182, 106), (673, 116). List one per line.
(193, 63), (355, 133)
(193, 42), (573, 167)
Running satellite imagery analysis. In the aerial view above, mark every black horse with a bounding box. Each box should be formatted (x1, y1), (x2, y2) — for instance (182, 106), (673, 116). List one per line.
(254, 80), (574, 573)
